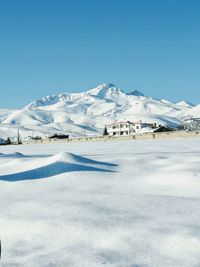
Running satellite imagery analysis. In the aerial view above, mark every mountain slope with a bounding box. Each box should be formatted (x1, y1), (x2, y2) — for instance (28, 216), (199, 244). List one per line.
(0, 83), (198, 139)
(180, 104), (200, 119)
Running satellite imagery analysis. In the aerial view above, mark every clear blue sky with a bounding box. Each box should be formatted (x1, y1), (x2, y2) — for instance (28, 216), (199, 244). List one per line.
(0, 0), (200, 108)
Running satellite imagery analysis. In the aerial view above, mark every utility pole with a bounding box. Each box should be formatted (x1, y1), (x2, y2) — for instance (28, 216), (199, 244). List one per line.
(17, 128), (20, 144)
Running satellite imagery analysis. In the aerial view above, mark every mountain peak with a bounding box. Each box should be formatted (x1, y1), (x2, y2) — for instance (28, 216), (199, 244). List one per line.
(97, 83), (116, 89)
(176, 100), (194, 108)
(87, 83), (126, 99)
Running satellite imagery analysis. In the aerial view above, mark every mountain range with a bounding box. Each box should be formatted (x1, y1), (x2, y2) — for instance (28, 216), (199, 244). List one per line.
(0, 83), (199, 140)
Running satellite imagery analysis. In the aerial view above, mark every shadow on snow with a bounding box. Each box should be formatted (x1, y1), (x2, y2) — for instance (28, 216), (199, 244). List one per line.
(0, 153), (117, 182)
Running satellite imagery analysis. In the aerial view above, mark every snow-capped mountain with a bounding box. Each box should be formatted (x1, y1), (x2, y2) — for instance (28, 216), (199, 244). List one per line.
(180, 104), (200, 119)
(0, 83), (199, 139)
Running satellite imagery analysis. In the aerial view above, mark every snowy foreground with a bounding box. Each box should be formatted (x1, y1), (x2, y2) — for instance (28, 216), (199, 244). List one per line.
(0, 139), (200, 267)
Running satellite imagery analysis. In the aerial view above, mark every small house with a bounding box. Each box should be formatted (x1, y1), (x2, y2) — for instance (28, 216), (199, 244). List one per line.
(106, 121), (155, 136)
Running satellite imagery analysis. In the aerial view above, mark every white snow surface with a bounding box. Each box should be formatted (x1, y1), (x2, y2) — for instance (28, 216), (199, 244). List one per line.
(0, 83), (198, 139)
(1, 138), (200, 267)
(181, 104), (200, 119)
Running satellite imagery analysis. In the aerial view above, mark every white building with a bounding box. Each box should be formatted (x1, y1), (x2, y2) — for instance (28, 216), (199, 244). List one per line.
(106, 121), (155, 136)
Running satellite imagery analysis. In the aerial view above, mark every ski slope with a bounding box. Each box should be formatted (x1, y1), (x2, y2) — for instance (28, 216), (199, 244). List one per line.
(0, 138), (200, 267)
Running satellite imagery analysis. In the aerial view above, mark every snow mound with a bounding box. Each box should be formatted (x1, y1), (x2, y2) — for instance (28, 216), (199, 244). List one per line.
(0, 152), (24, 157)
(48, 152), (116, 167)
(1, 139), (200, 266)
(0, 152), (116, 182)
(49, 152), (76, 163)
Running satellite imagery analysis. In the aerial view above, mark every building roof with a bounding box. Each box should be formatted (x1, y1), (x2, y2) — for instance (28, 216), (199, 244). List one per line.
(107, 121), (135, 126)
(107, 121), (154, 127)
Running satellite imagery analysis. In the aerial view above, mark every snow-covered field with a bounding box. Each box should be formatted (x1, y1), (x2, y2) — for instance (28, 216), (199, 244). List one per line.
(1, 138), (200, 267)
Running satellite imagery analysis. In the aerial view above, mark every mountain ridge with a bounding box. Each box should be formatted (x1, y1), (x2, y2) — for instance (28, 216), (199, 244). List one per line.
(27, 83), (146, 108)
(0, 83), (199, 140)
